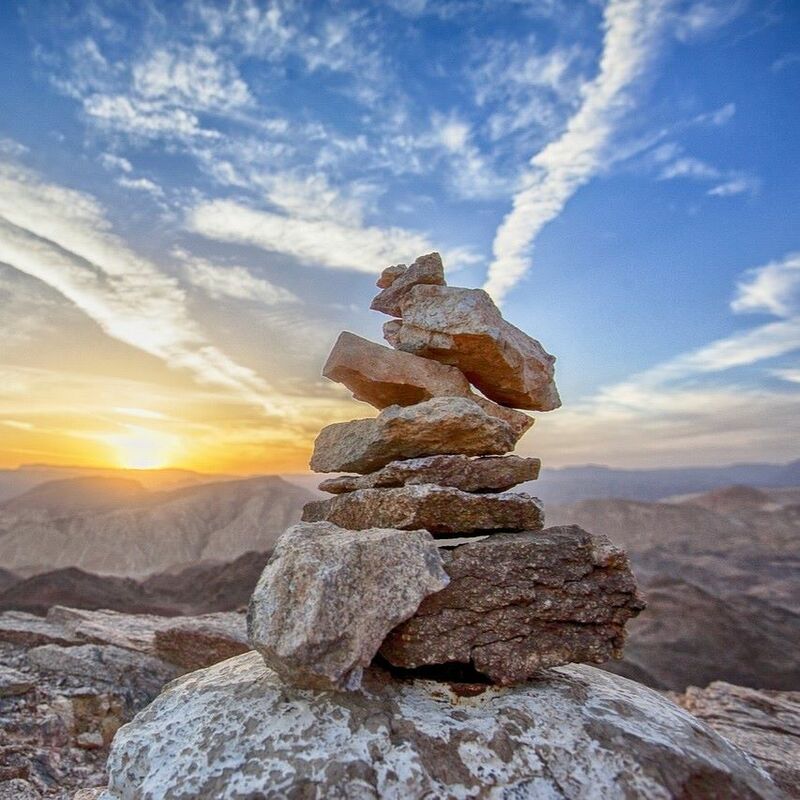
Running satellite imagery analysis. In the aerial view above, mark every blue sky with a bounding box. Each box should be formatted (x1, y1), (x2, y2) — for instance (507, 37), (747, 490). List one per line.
(0, 0), (798, 472)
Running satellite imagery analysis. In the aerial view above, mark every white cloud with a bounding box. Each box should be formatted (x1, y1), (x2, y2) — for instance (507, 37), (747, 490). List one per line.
(707, 176), (758, 197)
(772, 52), (800, 73)
(484, 0), (673, 303)
(732, 252), (800, 318)
(659, 155), (720, 180)
(99, 153), (132, 172)
(176, 249), (299, 305)
(530, 251), (800, 467)
(187, 198), (479, 274)
(132, 45), (253, 112)
(0, 161), (277, 410)
(117, 176), (164, 197)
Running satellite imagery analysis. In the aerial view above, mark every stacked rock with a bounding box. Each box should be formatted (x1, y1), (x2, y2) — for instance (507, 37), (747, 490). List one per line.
(248, 252), (645, 691)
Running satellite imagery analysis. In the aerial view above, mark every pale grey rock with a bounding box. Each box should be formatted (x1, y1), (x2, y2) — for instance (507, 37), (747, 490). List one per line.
(247, 522), (448, 690)
(675, 681), (800, 798)
(322, 331), (470, 408)
(27, 644), (179, 706)
(99, 651), (782, 800)
(371, 252), (444, 316)
(0, 780), (40, 800)
(0, 665), (33, 696)
(384, 285), (560, 411)
(319, 454), (541, 494)
(303, 485), (544, 536)
(310, 397), (518, 474)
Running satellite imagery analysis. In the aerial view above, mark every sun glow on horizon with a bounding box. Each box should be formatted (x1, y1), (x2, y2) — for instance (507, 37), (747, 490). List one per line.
(108, 428), (180, 470)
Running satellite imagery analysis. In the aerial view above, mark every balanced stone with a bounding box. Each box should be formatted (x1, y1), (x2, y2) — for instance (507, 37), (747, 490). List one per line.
(247, 521), (448, 691)
(322, 331), (470, 407)
(319, 454), (541, 494)
(371, 252), (445, 316)
(302, 485), (544, 535)
(309, 397), (518, 474)
(384, 285), (560, 411)
(380, 525), (645, 684)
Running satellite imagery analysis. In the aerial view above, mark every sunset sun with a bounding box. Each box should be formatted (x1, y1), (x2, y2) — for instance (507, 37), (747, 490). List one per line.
(110, 429), (179, 470)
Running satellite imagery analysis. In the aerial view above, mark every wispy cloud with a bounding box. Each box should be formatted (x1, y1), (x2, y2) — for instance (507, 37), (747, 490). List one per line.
(530, 251), (800, 466)
(484, 0), (673, 303)
(187, 198), (479, 274)
(0, 160), (276, 410)
(176, 248), (299, 305)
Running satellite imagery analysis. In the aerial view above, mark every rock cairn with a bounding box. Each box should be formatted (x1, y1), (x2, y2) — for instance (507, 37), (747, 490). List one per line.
(249, 252), (645, 690)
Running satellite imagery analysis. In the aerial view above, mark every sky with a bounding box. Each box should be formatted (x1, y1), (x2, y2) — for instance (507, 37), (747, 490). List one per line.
(0, 0), (798, 474)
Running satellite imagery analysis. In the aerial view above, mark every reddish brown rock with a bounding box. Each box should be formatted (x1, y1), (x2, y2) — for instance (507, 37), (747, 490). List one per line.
(153, 613), (249, 671)
(376, 263), (407, 288)
(384, 285), (560, 411)
(322, 331), (470, 408)
(302, 485), (543, 535)
(309, 397), (518, 474)
(380, 525), (645, 684)
(319, 454), (541, 494)
(371, 252), (445, 316)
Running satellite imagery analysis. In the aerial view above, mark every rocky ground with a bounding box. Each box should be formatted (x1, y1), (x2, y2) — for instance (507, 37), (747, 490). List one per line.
(0, 607), (247, 798)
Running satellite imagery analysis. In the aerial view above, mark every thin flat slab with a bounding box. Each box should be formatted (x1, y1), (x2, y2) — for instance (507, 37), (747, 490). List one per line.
(384, 285), (560, 411)
(309, 397), (518, 474)
(319, 454), (541, 494)
(302, 485), (544, 536)
(380, 525), (646, 685)
(322, 331), (470, 408)
(371, 252), (445, 316)
(247, 521), (448, 691)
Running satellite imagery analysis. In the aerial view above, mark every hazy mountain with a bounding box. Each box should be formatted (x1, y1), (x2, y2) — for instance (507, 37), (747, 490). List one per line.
(0, 464), (233, 503)
(0, 475), (313, 578)
(0, 550), (270, 616)
(548, 487), (800, 690)
(526, 459), (800, 504)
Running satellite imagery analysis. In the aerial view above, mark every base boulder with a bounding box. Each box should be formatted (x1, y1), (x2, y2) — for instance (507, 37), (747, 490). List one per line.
(98, 652), (781, 800)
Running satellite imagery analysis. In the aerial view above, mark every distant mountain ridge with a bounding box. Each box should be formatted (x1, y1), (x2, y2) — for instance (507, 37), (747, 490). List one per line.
(526, 458), (800, 504)
(0, 475), (313, 578)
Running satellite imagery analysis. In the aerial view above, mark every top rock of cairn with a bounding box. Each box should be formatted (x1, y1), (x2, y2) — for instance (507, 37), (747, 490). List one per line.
(248, 252), (644, 691)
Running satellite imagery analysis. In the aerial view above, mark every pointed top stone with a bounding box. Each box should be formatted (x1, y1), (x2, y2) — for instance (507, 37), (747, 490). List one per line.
(371, 252), (445, 316)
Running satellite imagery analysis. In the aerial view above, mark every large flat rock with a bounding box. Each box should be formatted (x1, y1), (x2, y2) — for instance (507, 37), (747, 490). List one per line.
(310, 397), (518, 474)
(320, 454), (541, 494)
(371, 252), (445, 316)
(381, 526), (646, 684)
(322, 331), (470, 408)
(247, 522), (448, 691)
(153, 612), (248, 671)
(303, 485), (544, 536)
(674, 681), (800, 798)
(98, 651), (782, 800)
(384, 285), (560, 411)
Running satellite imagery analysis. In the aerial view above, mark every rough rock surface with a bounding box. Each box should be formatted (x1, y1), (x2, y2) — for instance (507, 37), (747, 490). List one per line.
(371, 252), (444, 316)
(310, 397), (518, 474)
(153, 613), (248, 671)
(381, 526), (646, 684)
(320, 454), (540, 495)
(674, 682), (800, 798)
(27, 645), (179, 705)
(248, 522), (448, 690)
(0, 665), (33, 697)
(0, 611), (82, 648)
(303, 485), (544, 536)
(384, 285), (560, 411)
(97, 651), (782, 800)
(322, 331), (470, 408)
